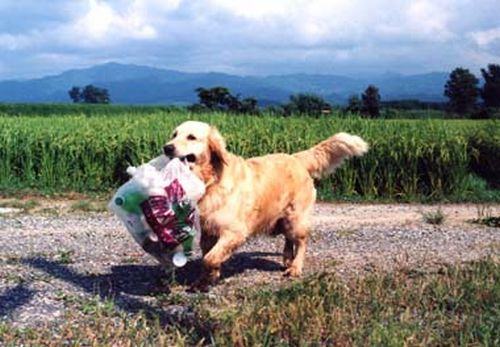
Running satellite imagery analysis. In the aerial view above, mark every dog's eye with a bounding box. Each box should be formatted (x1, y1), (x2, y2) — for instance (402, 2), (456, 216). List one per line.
(171, 132), (177, 139)
(187, 134), (197, 141)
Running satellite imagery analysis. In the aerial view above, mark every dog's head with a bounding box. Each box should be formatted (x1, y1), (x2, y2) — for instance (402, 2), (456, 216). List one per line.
(163, 121), (227, 182)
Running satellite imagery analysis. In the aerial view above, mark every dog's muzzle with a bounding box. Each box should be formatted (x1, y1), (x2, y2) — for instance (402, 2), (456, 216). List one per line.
(163, 144), (175, 157)
(163, 145), (196, 163)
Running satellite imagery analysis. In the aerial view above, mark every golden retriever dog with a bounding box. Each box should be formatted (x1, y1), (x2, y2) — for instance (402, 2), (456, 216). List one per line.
(163, 121), (368, 289)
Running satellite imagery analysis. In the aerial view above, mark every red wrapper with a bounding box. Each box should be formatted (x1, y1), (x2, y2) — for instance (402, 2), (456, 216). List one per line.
(140, 179), (194, 248)
(164, 178), (185, 201)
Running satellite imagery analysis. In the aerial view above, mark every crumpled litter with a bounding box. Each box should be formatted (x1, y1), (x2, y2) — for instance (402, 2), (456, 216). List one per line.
(108, 156), (205, 268)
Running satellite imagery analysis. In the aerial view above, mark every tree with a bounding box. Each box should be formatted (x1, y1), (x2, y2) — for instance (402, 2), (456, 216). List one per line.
(444, 67), (479, 115)
(345, 94), (362, 114)
(361, 85), (381, 118)
(193, 86), (259, 114)
(224, 93), (242, 112)
(195, 86), (231, 110)
(68, 86), (81, 103)
(239, 97), (259, 114)
(284, 93), (331, 116)
(480, 64), (500, 108)
(81, 85), (110, 104)
(68, 85), (110, 104)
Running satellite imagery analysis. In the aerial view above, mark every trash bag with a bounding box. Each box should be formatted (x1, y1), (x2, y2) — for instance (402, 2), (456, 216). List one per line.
(109, 156), (205, 268)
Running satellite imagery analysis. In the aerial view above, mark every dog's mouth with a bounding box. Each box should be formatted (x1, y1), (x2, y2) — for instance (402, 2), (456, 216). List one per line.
(179, 154), (197, 163)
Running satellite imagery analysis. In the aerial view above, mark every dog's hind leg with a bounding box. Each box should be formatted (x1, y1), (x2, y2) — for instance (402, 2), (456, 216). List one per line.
(283, 232), (308, 277)
(282, 196), (315, 277)
(283, 237), (294, 268)
(272, 218), (295, 268)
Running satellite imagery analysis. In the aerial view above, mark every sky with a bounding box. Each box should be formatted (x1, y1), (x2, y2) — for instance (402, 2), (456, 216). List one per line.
(0, 0), (499, 80)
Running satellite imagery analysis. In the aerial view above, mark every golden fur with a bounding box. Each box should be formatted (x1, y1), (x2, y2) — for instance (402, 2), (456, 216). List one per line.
(164, 121), (368, 288)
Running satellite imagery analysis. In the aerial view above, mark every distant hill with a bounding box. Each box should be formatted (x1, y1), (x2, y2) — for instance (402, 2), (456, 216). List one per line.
(0, 62), (449, 105)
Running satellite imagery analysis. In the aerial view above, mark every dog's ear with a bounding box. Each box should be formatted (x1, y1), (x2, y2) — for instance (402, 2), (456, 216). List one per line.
(208, 126), (227, 176)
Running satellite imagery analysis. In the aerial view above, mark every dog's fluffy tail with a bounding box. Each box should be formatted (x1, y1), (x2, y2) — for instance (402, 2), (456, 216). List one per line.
(294, 133), (368, 178)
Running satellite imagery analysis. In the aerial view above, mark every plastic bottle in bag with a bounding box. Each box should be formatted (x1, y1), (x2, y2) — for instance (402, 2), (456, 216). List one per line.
(109, 159), (171, 266)
(109, 179), (149, 244)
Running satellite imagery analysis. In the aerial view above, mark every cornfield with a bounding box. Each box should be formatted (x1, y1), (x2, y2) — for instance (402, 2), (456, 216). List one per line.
(0, 110), (498, 201)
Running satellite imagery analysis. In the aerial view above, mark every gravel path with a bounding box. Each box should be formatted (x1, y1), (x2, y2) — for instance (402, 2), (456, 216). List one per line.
(0, 203), (499, 327)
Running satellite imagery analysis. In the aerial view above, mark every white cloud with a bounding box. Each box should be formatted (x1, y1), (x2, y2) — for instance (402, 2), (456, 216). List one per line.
(405, 1), (453, 41)
(0, 0), (499, 79)
(209, 0), (291, 20)
(0, 33), (30, 50)
(470, 27), (500, 47)
(67, 0), (158, 45)
(195, 0), (460, 49)
(0, 0), (164, 51)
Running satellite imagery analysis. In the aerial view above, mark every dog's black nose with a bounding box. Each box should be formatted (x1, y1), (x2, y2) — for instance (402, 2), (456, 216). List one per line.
(163, 144), (175, 156)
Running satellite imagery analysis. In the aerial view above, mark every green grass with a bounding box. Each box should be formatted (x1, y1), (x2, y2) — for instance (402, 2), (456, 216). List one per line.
(381, 108), (446, 119)
(212, 260), (499, 346)
(422, 207), (446, 225)
(56, 250), (74, 264)
(0, 102), (182, 117)
(471, 216), (500, 228)
(0, 109), (498, 202)
(469, 204), (500, 228)
(69, 200), (107, 213)
(1, 260), (498, 346)
(0, 199), (39, 212)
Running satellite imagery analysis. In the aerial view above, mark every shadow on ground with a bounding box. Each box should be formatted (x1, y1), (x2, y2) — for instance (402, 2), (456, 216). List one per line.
(0, 251), (283, 325)
(0, 284), (36, 318)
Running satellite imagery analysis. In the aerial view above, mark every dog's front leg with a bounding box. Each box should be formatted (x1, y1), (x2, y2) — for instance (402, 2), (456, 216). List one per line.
(200, 232), (218, 256)
(192, 229), (246, 291)
(203, 231), (246, 281)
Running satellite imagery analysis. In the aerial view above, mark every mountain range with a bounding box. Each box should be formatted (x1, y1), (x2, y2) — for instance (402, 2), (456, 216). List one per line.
(0, 62), (449, 105)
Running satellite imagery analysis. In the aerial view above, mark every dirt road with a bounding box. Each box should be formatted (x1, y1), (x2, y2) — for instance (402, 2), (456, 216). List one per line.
(1, 203), (499, 327)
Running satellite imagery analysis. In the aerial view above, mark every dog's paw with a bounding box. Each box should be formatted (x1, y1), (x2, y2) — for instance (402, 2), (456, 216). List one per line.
(283, 258), (293, 269)
(188, 281), (210, 293)
(283, 266), (302, 278)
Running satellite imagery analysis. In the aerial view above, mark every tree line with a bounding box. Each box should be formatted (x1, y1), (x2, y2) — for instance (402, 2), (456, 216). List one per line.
(189, 84), (383, 117)
(67, 63), (500, 118)
(189, 64), (499, 118)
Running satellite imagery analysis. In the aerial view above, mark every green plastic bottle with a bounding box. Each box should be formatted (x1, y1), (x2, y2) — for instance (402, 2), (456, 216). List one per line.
(181, 229), (195, 257)
(114, 184), (147, 214)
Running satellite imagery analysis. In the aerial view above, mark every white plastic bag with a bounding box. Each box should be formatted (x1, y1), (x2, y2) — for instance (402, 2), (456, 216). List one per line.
(160, 158), (206, 202)
(109, 156), (205, 268)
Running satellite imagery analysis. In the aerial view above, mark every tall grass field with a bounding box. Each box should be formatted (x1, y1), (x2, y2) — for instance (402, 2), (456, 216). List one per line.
(0, 106), (498, 201)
